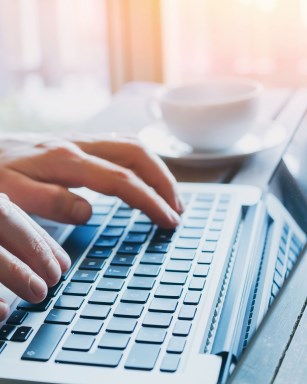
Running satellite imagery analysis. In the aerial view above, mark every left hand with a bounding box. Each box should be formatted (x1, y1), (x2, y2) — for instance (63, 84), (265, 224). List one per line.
(0, 133), (183, 228)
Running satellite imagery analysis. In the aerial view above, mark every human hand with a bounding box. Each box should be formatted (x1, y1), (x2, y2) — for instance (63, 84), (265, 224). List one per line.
(0, 194), (71, 321)
(0, 133), (183, 228)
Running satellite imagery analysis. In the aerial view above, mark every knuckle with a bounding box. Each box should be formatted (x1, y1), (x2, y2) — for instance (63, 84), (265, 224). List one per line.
(9, 255), (28, 276)
(30, 236), (48, 256)
(36, 140), (81, 159)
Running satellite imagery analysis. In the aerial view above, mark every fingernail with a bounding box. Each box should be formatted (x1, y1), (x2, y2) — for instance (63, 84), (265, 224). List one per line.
(71, 200), (91, 223)
(176, 195), (185, 214)
(46, 258), (61, 282)
(168, 209), (181, 226)
(29, 275), (47, 299)
(56, 249), (71, 272)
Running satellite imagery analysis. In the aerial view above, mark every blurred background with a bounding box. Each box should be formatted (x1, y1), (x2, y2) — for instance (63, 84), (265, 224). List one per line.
(0, 0), (306, 131)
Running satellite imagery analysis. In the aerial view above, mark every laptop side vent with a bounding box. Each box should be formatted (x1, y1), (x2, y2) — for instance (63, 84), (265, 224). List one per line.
(204, 217), (244, 353)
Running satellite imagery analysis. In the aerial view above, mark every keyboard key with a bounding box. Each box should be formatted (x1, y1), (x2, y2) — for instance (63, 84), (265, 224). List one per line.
(114, 303), (144, 318)
(102, 227), (124, 237)
(54, 296), (84, 310)
(0, 325), (16, 340)
(193, 265), (210, 277)
(104, 266), (130, 278)
(121, 290), (149, 304)
(94, 195), (118, 205)
(71, 270), (98, 283)
(152, 229), (176, 242)
(210, 221), (223, 231)
(135, 213), (152, 224)
(274, 270), (283, 288)
(63, 282), (91, 296)
(94, 237), (118, 248)
(56, 349), (122, 367)
(167, 337), (186, 353)
(173, 320), (191, 336)
(206, 231), (220, 241)
(191, 201), (212, 210)
(141, 253), (165, 265)
(155, 285), (182, 299)
(99, 332), (130, 350)
(92, 205), (112, 215)
(108, 218), (130, 227)
(214, 212), (226, 221)
(176, 238), (199, 249)
(171, 249), (195, 260)
(124, 233), (147, 243)
(47, 282), (63, 297)
(111, 255), (136, 266)
(128, 276), (155, 290)
(189, 277), (206, 291)
(89, 291), (118, 305)
(136, 327), (166, 344)
(166, 260), (192, 273)
(179, 228), (203, 238)
(198, 252), (213, 264)
(79, 258), (105, 270)
(134, 265), (161, 277)
(106, 317), (137, 333)
(0, 341), (6, 353)
(87, 247), (112, 259)
(184, 291), (201, 305)
(6, 310), (28, 325)
(160, 272), (187, 285)
(17, 297), (52, 312)
(146, 242), (170, 253)
(96, 277), (125, 291)
(149, 298), (178, 313)
(45, 309), (76, 325)
(11, 326), (33, 342)
(196, 193), (214, 201)
(184, 219), (206, 228)
(61, 225), (99, 280)
(125, 343), (160, 370)
(114, 208), (133, 218)
(130, 224), (152, 234)
(72, 319), (103, 335)
(80, 304), (111, 320)
(178, 305), (197, 320)
(118, 244), (143, 254)
(22, 324), (67, 361)
(202, 241), (217, 253)
(142, 313), (173, 328)
(160, 354), (181, 372)
(62, 334), (95, 351)
(86, 215), (107, 226)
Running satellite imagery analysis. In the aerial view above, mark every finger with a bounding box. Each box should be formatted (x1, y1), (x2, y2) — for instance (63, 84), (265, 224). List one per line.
(0, 168), (92, 226)
(0, 246), (47, 304)
(13, 204), (71, 273)
(74, 156), (181, 228)
(75, 137), (185, 214)
(0, 298), (10, 322)
(0, 196), (63, 287)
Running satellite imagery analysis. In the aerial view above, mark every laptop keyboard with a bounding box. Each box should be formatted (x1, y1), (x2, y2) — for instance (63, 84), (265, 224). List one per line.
(0, 192), (231, 372)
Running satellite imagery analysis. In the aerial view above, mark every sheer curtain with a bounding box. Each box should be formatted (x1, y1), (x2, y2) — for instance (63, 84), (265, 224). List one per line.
(161, 0), (307, 86)
(0, 0), (110, 131)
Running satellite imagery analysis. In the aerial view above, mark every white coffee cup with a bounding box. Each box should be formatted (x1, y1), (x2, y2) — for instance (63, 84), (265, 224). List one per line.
(157, 77), (263, 151)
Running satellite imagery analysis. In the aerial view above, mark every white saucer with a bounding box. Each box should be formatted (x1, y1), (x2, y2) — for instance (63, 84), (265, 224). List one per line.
(139, 120), (287, 167)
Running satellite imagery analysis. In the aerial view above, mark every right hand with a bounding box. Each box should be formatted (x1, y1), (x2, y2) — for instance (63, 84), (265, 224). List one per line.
(0, 194), (71, 321)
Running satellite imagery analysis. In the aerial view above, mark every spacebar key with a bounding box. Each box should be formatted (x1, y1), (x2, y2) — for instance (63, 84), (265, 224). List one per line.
(22, 324), (67, 362)
(61, 225), (100, 280)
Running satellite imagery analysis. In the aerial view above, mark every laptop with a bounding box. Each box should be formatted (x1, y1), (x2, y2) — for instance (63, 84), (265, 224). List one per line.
(0, 120), (306, 384)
